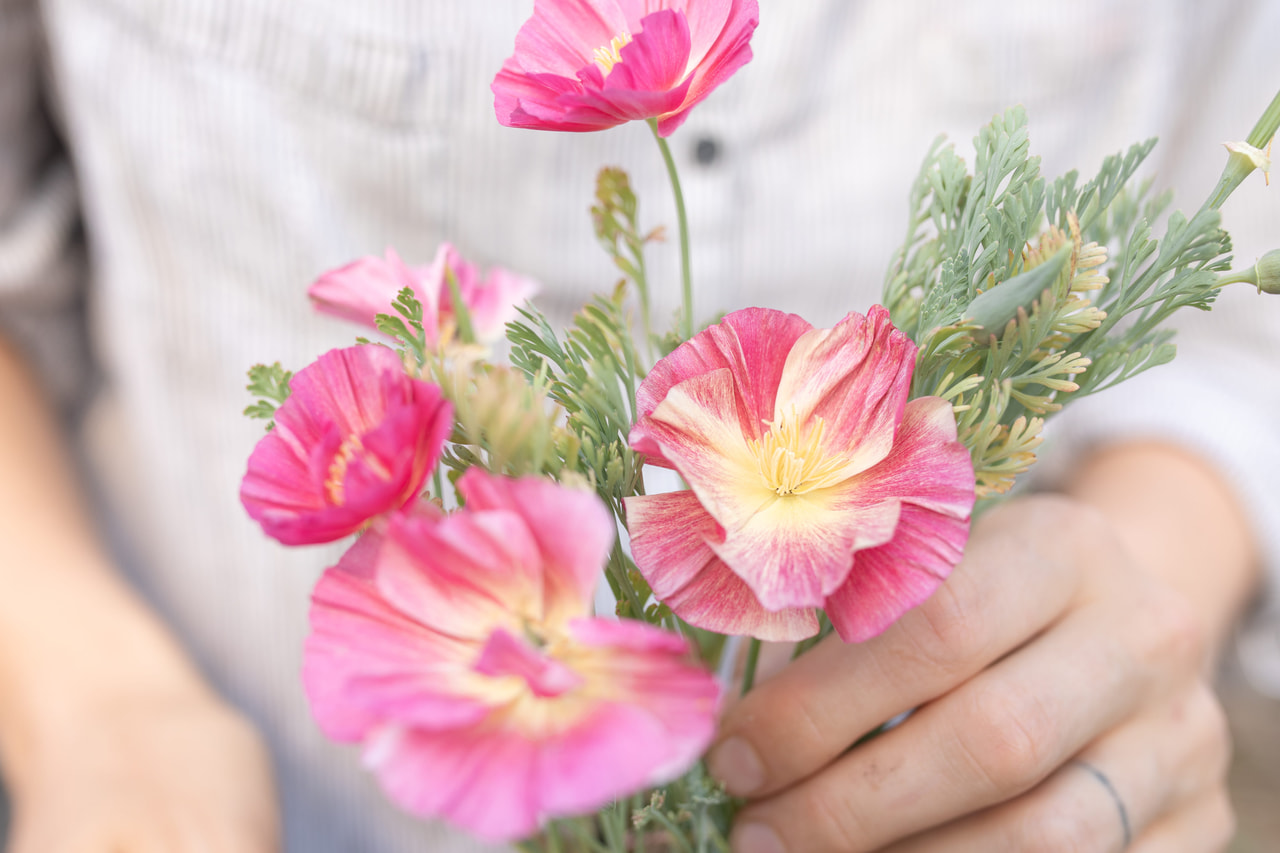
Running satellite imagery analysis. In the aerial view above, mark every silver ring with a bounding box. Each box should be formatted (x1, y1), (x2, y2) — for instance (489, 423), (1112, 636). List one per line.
(1072, 759), (1132, 849)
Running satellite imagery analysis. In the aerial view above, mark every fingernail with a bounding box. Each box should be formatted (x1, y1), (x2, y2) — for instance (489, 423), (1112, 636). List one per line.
(732, 822), (786, 853)
(707, 736), (765, 795)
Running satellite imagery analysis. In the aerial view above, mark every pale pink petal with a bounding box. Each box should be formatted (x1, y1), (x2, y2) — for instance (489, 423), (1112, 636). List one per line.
(375, 510), (543, 640)
(825, 502), (972, 642)
(846, 396), (976, 517)
(509, 0), (629, 78)
(642, 368), (773, 531)
(706, 487), (901, 609)
(464, 267), (539, 342)
(568, 616), (690, 655)
(365, 724), (543, 842)
(304, 537), (487, 741)
(307, 250), (424, 331)
(625, 490), (721, 601)
(473, 628), (584, 698)
(773, 306), (916, 476)
(664, 554), (819, 641)
(458, 469), (614, 624)
(632, 308), (812, 465)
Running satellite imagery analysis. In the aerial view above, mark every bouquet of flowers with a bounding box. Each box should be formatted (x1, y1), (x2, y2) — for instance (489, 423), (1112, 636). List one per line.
(238, 1), (1279, 849)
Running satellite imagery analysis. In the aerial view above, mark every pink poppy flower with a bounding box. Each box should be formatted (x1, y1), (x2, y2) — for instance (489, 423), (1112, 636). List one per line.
(308, 244), (539, 346)
(493, 0), (759, 137)
(240, 345), (452, 545)
(625, 307), (976, 642)
(304, 469), (719, 841)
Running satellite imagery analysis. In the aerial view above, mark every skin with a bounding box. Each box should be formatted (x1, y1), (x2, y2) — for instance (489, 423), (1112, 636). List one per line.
(713, 442), (1255, 853)
(0, 336), (1254, 852)
(0, 339), (281, 853)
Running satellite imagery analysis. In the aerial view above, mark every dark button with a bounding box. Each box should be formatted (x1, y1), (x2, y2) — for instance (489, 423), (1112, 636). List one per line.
(694, 136), (721, 166)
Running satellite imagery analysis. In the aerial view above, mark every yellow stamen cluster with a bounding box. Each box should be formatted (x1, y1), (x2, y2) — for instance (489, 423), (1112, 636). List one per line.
(324, 434), (366, 505)
(749, 408), (848, 496)
(593, 33), (633, 76)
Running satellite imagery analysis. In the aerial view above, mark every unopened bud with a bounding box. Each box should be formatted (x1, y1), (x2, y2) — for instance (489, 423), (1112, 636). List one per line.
(1216, 249), (1280, 294)
(964, 244), (1072, 340)
(1256, 250), (1280, 294)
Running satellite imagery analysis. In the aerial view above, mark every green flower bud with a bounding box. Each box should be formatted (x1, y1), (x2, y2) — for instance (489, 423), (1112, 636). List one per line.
(964, 243), (1072, 340)
(1255, 249), (1280, 295)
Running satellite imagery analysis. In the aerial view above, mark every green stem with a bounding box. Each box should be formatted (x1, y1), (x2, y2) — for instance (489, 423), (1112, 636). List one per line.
(740, 638), (762, 695)
(649, 119), (694, 340)
(648, 810), (695, 853)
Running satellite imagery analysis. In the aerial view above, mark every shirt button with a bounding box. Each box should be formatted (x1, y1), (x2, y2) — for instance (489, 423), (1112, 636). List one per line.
(694, 136), (722, 166)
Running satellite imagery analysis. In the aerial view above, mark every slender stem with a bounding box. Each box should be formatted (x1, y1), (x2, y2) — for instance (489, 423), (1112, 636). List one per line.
(648, 810), (696, 853)
(649, 119), (694, 340)
(740, 638), (763, 695)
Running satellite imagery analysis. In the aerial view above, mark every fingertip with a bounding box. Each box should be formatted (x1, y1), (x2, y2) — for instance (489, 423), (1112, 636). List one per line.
(706, 735), (766, 796)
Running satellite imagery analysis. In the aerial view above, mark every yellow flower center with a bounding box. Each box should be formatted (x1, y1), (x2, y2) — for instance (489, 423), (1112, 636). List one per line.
(592, 33), (633, 76)
(749, 408), (850, 497)
(324, 434), (365, 505)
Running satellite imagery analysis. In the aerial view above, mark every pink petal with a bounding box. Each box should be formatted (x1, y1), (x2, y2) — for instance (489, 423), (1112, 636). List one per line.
(458, 469), (615, 624)
(656, 0), (758, 136)
(773, 306), (916, 476)
(365, 724), (543, 842)
(847, 396), (977, 517)
(568, 616), (690, 655)
(464, 267), (539, 342)
(510, 0), (629, 78)
(825, 502), (972, 642)
(307, 249), (428, 331)
(473, 628), (585, 698)
(625, 489), (722, 601)
(632, 308), (812, 465)
(304, 537), (487, 741)
(375, 509), (544, 640)
(239, 346), (452, 545)
(601, 10), (692, 97)
(663, 555), (819, 641)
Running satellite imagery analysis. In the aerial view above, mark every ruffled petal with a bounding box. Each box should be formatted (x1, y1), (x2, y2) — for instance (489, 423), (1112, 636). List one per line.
(663, 553), (819, 641)
(825, 502), (972, 642)
(307, 250), (423, 331)
(632, 308), (812, 465)
(773, 306), (916, 477)
(458, 469), (614, 627)
(846, 396), (976, 517)
(625, 489), (721, 600)
(376, 510), (544, 640)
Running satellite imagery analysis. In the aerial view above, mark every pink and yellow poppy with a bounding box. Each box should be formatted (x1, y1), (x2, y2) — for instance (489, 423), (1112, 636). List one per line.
(239, 345), (452, 545)
(304, 470), (720, 840)
(626, 307), (975, 642)
(493, 0), (759, 137)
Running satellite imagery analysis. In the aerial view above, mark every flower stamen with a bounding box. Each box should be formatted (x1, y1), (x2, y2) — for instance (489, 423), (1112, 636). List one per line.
(749, 408), (849, 496)
(593, 33), (633, 76)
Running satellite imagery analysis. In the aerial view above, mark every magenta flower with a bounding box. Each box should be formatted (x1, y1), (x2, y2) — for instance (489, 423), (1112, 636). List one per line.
(493, 0), (759, 137)
(625, 307), (976, 642)
(304, 470), (719, 841)
(240, 345), (452, 545)
(308, 244), (538, 346)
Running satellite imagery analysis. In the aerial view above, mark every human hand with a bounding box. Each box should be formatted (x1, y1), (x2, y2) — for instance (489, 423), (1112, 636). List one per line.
(709, 495), (1235, 852)
(6, 686), (280, 853)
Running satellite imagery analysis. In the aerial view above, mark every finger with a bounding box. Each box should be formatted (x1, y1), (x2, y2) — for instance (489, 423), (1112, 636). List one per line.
(730, 585), (1199, 853)
(1128, 791), (1236, 853)
(878, 683), (1231, 853)
(710, 496), (1096, 798)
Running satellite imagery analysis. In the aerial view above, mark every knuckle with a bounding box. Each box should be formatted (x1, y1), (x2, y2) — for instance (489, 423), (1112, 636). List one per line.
(953, 682), (1056, 794)
(1131, 585), (1207, 673)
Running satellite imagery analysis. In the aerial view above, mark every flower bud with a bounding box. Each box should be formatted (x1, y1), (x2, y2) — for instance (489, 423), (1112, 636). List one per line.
(1255, 249), (1280, 294)
(964, 243), (1072, 340)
